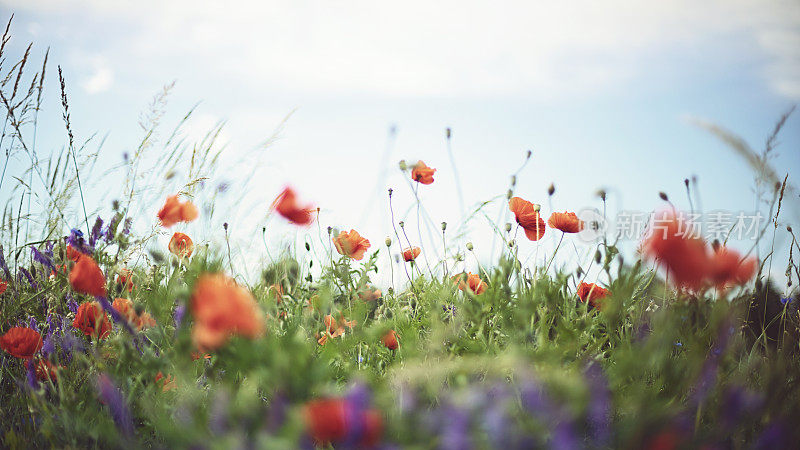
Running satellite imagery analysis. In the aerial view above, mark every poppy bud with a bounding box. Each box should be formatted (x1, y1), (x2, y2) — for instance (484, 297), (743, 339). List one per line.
(446, 127), (451, 139)
(399, 221), (405, 228)
(327, 226), (332, 235)
(305, 242), (311, 251)
(510, 175), (516, 187)
(533, 204), (541, 213)
(385, 237), (392, 247)
(548, 183), (555, 196)
(576, 267), (583, 277)
(310, 260), (313, 268)
(595, 250), (602, 264)
(388, 188), (393, 197)
(506, 189), (513, 200)
(508, 241), (514, 248)
(441, 222), (447, 231)
(658, 192), (668, 201)
(262, 227), (266, 234)
(684, 178), (689, 187)
(787, 225), (793, 233)
(466, 242), (474, 251)
(112, 200), (120, 211)
(399, 160), (407, 171)
(504, 223), (512, 233)
(455, 253), (464, 262)
(306, 274), (313, 282)
(526, 149), (532, 159)
(597, 190), (607, 201)
(223, 222), (229, 231)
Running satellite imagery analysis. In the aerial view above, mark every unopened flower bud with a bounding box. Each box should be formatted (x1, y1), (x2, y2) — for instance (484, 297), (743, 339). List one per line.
(504, 223), (512, 233)
(388, 188), (393, 197)
(385, 237), (392, 247)
(526, 149), (532, 159)
(327, 226), (333, 235)
(508, 241), (514, 248)
(595, 250), (602, 264)
(506, 189), (513, 200)
(510, 175), (517, 187)
(533, 204), (541, 213)
(399, 221), (405, 228)
(466, 242), (474, 251)
(548, 183), (555, 196)
(597, 190), (607, 201)
(446, 127), (451, 139)
(399, 160), (408, 171)
(659, 191), (669, 201)
(305, 242), (311, 251)
(441, 222), (447, 231)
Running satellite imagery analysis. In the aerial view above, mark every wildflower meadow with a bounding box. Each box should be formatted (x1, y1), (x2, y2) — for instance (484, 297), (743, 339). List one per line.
(1, 12), (799, 450)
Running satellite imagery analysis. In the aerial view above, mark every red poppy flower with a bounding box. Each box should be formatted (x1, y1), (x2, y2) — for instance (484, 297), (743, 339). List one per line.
(304, 398), (383, 447)
(112, 298), (156, 331)
(333, 229), (371, 260)
(190, 273), (265, 351)
(157, 194), (199, 228)
(641, 211), (710, 291)
(708, 246), (757, 290)
(453, 272), (487, 295)
(73, 301), (112, 339)
(65, 245), (83, 262)
(317, 314), (355, 345)
(0, 279), (6, 295)
(69, 255), (106, 297)
(0, 327), (43, 358)
(382, 329), (399, 350)
(191, 351), (212, 361)
(358, 287), (382, 302)
(26, 358), (60, 382)
(509, 197), (546, 241)
(547, 212), (584, 233)
(272, 187), (315, 225)
(168, 232), (194, 258)
(410, 160), (436, 185)
(402, 247), (421, 262)
(577, 282), (608, 309)
(116, 268), (134, 292)
(155, 372), (177, 392)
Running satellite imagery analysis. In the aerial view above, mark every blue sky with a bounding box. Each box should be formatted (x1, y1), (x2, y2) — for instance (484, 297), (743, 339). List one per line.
(1, 1), (798, 288)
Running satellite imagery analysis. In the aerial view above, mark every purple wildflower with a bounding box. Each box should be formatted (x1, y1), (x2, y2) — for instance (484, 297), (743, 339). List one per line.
(123, 218), (133, 235)
(584, 364), (611, 446)
(28, 317), (38, 332)
(174, 303), (186, 329)
(96, 374), (134, 438)
(66, 228), (93, 255)
(438, 404), (472, 450)
(104, 213), (122, 242)
(19, 267), (37, 290)
(0, 245), (11, 280)
(41, 333), (56, 358)
(31, 246), (56, 273)
(26, 358), (39, 390)
(89, 216), (104, 247)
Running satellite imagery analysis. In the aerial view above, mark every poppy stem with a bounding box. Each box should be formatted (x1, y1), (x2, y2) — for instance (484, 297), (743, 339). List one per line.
(544, 234), (565, 275)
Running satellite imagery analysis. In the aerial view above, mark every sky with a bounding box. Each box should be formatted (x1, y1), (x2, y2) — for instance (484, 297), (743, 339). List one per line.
(0, 1), (798, 290)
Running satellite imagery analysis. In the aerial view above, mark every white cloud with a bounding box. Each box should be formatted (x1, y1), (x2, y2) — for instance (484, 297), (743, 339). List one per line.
(3, 0), (799, 99)
(80, 59), (113, 94)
